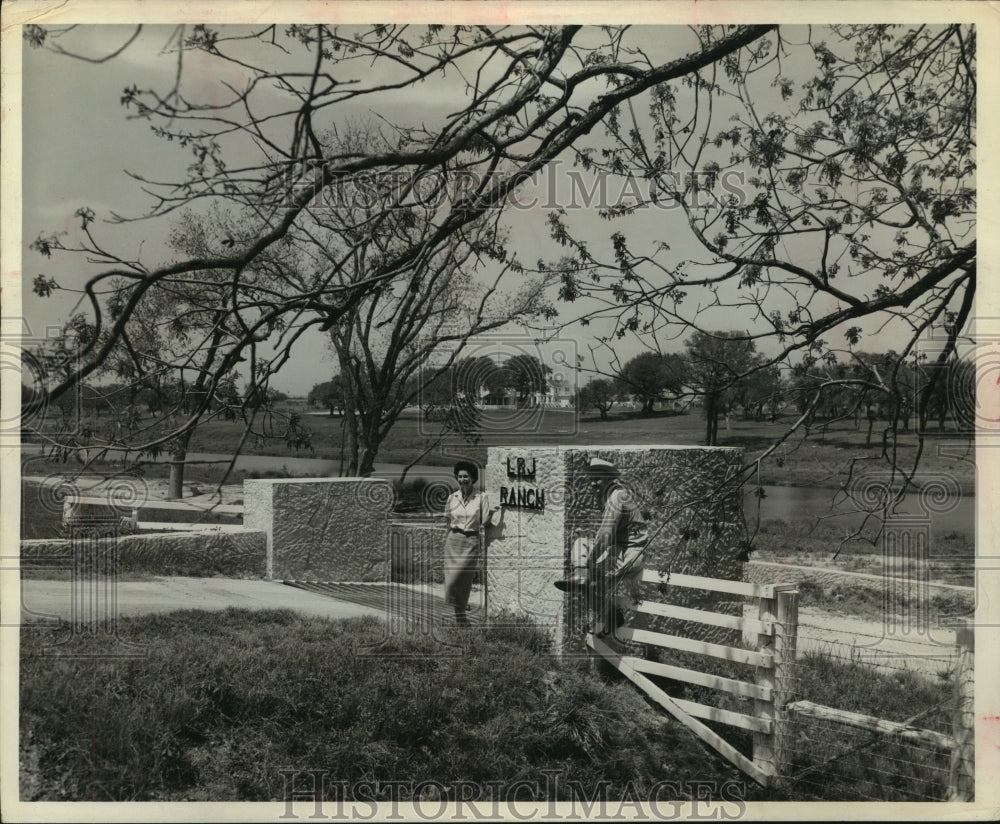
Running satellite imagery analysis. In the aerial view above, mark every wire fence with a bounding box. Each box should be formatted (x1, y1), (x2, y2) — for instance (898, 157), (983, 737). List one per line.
(781, 718), (951, 801)
(634, 595), (973, 801)
(772, 617), (967, 801)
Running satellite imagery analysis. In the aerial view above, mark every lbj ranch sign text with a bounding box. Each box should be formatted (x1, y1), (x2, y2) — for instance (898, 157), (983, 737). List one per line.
(499, 456), (545, 511)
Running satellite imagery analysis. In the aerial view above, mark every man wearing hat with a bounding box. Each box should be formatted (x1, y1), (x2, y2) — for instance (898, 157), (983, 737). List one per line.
(555, 456), (648, 638)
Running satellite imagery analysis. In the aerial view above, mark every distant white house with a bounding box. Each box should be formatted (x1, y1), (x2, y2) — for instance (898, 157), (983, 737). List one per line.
(480, 379), (574, 409)
(530, 373), (574, 407)
(481, 387), (516, 407)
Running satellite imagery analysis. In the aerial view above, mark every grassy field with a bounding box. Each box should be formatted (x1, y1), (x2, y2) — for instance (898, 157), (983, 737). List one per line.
(25, 404), (976, 494)
(19, 610), (749, 803)
(202, 406), (976, 491)
(20, 404), (976, 573)
(21, 403), (975, 591)
(20, 609), (956, 803)
(750, 516), (974, 588)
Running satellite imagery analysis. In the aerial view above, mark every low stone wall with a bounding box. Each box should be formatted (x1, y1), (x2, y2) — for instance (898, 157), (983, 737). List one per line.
(21, 529), (267, 578)
(244, 478), (393, 581)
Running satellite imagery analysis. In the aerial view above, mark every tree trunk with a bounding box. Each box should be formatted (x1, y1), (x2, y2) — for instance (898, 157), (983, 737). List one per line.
(338, 416), (347, 477)
(358, 445), (376, 477)
(166, 430), (194, 500)
(705, 393), (718, 446)
(168, 450), (185, 500)
(356, 419), (381, 477)
(342, 410), (359, 476)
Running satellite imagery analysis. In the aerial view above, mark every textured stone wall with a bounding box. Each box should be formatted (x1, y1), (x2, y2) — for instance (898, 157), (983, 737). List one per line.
(486, 445), (745, 653)
(244, 478), (393, 581)
(485, 448), (569, 641)
(20, 530), (266, 578)
(573, 447), (745, 648)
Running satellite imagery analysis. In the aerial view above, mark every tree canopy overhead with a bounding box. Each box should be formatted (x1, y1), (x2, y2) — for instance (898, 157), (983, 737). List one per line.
(22, 20), (975, 505)
(544, 23), (974, 492)
(25, 24), (775, 410)
(552, 25), (974, 347)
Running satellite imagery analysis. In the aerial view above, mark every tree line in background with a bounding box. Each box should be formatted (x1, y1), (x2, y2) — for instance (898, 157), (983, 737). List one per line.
(308, 352), (554, 412)
(307, 352), (556, 478)
(577, 331), (972, 446)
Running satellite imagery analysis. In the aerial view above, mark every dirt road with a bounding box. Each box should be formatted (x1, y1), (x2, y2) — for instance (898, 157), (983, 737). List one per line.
(743, 604), (958, 679)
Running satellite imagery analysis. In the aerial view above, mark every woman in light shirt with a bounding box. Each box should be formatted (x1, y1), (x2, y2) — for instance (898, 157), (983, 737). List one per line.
(442, 461), (500, 626)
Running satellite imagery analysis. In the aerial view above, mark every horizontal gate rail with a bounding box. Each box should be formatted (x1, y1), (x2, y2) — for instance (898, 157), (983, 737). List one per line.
(786, 700), (955, 750)
(668, 696), (772, 734)
(590, 635), (771, 787)
(626, 657), (772, 702)
(615, 626), (773, 668)
(590, 572), (798, 788)
(641, 569), (774, 599)
(617, 596), (772, 635)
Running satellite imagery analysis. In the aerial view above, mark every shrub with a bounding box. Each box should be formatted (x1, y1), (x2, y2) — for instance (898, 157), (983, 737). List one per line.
(391, 477), (445, 515)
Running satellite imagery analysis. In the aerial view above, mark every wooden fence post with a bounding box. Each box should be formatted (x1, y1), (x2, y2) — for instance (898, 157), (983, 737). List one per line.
(773, 588), (799, 776)
(948, 619), (974, 801)
(753, 584), (798, 781)
(753, 590), (777, 778)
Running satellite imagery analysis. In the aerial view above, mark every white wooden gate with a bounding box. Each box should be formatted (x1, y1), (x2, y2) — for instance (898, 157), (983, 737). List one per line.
(588, 570), (800, 788)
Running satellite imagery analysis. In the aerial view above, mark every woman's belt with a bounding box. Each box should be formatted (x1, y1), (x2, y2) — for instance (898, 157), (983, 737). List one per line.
(450, 527), (478, 537)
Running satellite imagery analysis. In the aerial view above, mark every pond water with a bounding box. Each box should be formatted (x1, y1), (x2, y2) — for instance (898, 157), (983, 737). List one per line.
(747, 485), (974, 536)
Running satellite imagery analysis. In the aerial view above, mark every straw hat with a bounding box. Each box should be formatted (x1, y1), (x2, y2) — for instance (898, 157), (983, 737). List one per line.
(586, 457), (620, 474)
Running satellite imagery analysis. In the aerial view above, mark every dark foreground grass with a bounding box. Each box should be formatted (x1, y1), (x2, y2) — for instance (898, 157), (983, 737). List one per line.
(20, 609), (751, 803)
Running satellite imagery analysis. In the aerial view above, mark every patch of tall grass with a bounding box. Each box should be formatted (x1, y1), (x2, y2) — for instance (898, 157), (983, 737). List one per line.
(21, 610), (742, 802)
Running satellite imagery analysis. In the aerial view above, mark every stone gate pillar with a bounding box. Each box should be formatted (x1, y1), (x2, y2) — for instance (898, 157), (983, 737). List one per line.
(244, 477), (393, 581)
(484, 445), (745, 652)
